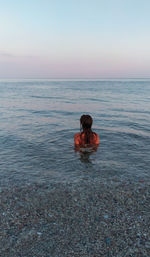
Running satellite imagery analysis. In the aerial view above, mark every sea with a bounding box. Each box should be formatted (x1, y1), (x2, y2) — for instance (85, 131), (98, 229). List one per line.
(0, 79), (150, 188)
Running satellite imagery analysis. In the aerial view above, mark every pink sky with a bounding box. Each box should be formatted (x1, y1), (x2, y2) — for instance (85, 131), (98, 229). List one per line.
(0, 53), (150, 79)
(1, 0), (150, 78)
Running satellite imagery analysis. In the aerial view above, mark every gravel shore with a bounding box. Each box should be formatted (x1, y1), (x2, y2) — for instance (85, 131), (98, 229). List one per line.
(0, 178), (150, 257)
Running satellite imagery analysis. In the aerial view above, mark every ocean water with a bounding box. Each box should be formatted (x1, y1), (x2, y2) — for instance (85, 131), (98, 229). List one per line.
(0, 79), (150, 188)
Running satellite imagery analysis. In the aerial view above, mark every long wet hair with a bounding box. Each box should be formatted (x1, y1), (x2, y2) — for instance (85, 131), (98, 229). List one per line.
(80, 114), (95, 144)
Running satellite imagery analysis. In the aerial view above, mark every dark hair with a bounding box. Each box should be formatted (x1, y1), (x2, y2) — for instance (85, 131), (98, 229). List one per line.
(80, 115), (95, 144)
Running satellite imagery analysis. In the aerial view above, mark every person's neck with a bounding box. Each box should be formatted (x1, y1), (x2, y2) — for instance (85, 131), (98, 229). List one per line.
(83, 128), (92, 132)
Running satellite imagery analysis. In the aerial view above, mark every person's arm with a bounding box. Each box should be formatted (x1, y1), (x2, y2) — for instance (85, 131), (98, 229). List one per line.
(74, 133), (80, 145)
(95, 134), (100, 144)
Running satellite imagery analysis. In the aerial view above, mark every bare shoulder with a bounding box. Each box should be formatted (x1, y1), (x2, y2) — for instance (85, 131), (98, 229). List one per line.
(74, 132), (80, 138)
(94, 132), (100, 144)
(74, 132), (81, 145)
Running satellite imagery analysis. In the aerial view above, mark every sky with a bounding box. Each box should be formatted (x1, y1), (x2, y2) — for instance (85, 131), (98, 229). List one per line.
(0, 0), (150, 79)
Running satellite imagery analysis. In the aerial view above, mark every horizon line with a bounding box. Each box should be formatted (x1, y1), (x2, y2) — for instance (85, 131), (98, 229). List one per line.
(0, 77), (150, 79)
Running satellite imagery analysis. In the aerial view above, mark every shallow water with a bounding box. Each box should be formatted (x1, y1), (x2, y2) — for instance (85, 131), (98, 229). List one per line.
(0, 79), (150, 187)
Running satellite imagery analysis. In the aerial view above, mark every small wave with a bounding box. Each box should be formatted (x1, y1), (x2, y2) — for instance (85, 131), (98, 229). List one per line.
(112, 108), (150, 115)
(30, 95), (63, 100)
(100, 126), (150, 138)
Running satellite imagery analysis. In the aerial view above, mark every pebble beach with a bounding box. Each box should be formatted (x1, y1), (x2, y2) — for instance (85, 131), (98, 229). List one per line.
(1, 178), (150, 257)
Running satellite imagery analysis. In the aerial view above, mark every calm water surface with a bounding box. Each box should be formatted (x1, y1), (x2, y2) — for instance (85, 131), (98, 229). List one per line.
(0, 79), (150, 187)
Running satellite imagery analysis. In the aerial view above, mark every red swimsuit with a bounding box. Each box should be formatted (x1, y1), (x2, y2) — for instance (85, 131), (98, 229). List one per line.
(74, 132), (99, 146)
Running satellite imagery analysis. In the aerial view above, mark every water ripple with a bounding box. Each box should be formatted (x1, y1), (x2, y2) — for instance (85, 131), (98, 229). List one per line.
(0, 80), (150, 187)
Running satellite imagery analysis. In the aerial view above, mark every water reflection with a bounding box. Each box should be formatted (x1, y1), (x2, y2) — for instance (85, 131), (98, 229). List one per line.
(74, 145), (99, 164)
(79, 152), (93, 164)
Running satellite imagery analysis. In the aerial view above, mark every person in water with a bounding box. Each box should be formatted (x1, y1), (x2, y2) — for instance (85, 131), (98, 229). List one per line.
(74, 114), (99, 146)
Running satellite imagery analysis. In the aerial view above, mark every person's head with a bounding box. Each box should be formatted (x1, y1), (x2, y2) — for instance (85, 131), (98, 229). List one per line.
(80, 114), (93, 131)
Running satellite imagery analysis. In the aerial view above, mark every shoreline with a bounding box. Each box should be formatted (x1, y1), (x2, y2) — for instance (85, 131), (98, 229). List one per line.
(0, 178), (150, 256)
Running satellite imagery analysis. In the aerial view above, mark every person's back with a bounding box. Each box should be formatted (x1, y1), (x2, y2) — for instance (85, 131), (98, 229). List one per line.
(74, 131), (99, 146)
(74, 115), (99, 146)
